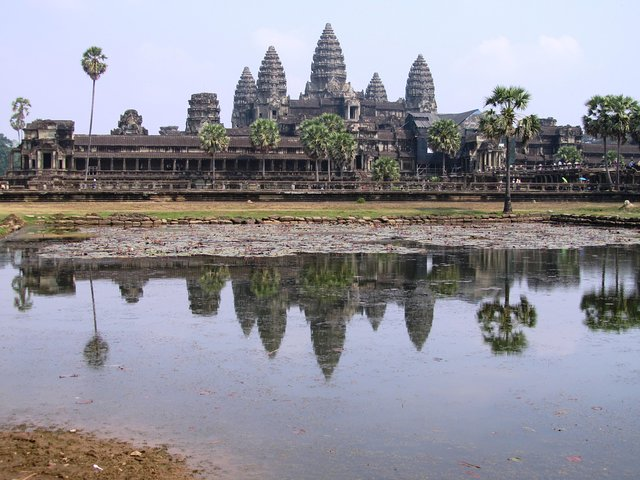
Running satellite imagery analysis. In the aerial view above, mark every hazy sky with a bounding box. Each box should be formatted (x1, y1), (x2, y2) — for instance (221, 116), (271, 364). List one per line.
(2, 0), (638, 140)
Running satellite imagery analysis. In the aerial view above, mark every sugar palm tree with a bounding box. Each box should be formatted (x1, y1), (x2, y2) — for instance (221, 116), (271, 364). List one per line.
(480, 85), (540, 213)
(198, 122), (229, 185)
(10, 97), (31, 143)
(249, 118), (280, 178)
(81, 46), (108, 181)
(300, 120), (330, 182)
(328, 130), (357, 175)
(607, 94), (640, 187)
(583, 95), (614, 186)
(427, 118), (461, 176)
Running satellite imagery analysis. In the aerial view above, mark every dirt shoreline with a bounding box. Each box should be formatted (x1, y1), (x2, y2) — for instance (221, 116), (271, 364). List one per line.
(0, 427), (202, 480)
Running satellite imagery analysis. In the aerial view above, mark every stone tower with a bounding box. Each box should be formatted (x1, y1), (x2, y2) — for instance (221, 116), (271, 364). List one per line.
(365, 72), (388, 102)
(405, 55), (437, 112)
(255, 46), (288, 121)
(305, 23), (347, 98)
(185, 93), (221, 134)
(111, 109), (148, 135)
(231, 67), (258, 128)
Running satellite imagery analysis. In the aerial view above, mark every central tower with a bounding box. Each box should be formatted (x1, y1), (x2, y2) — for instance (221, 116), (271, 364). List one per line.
(305, 23), (348, 98)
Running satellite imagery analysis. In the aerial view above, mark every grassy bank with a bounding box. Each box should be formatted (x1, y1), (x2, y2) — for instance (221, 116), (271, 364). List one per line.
(0, 200), (638, 223)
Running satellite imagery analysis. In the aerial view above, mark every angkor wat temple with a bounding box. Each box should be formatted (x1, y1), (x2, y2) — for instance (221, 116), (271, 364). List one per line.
(8, 23), (631, 189)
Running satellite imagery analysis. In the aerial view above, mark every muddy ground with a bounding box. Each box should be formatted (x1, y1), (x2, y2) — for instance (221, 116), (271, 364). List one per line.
(0, 428), (202, 480)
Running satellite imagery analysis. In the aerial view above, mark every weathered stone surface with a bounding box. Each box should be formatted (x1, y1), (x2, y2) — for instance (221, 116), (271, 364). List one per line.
(111, 109), (148, 136)
(306, 23), (347, 96)
(365, 72), (388, 102)
(185, 93), (221, 134)
(405, 54), (437, 112)
(231, 67), (258, 128)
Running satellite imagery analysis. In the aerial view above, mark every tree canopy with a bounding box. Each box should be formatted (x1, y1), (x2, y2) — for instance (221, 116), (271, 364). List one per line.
(0, 133), (13, 175)
(300, 113), (355, 181)
(372, 156), (400, 182)
(480, 85), (540, 213)
(10, 97), (31, 143)
(427, 118), (461, 176)
(250, 118), (281, 178)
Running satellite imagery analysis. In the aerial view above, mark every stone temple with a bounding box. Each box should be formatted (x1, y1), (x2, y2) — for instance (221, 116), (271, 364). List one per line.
(7, 23), (599, 189)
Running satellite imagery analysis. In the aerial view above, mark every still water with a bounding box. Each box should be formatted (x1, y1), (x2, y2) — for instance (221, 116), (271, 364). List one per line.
(2, 245), (640, 479)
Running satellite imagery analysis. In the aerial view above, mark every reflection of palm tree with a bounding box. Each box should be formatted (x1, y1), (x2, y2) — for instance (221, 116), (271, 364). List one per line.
(84, 270), (109, 368)
(476, 250), (537, 355)
(477, 295), (536, 354)
(11, 274), (33, 312)
(580, 249), (640, 331)
(84, 334), (109, 368)
(187, 266), (229, 316)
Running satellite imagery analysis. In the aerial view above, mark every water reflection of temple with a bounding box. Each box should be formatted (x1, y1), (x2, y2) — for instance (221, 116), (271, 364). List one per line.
(7, 246), (640, 376)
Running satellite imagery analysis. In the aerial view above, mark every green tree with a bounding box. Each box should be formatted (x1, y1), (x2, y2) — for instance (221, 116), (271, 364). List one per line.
(300, 120), (330, 182)
(371, 156), (400, 181)
(607, 95), (640, 187)
(555, 145), (582, 165)
(198, 122), (229, 184)
(480, 85), (540, 213)
(328, 130), (357, 175)
(81, 46), (108, 181)
(249, 118), (280, 178)
(10, 97), (31, 143)
(300, 113), (348, 181)
(583, 95), (614, 186)
(427, 118), (461, 176)
(0, 133), (13, 175)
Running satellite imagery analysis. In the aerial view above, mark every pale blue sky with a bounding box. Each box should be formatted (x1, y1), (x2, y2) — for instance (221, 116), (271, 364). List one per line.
(2, 0), (638, 140)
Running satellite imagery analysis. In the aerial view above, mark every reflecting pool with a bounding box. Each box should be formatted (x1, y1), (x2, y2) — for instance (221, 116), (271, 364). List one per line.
(2, 245), (640, 479)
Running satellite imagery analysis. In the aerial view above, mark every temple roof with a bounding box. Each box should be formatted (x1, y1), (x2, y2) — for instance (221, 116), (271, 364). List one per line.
(256, 46), (287, 103)
(405, 54), (437, 113)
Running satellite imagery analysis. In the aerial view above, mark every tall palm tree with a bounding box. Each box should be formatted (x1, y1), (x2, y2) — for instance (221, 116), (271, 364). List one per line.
(608, 95), (640, 188)
(316, 113), (346, 181)
(427, 118), (461, 176)
(249, 118), (281, 178)
(328, 130), (357, 176)
(81, 46), (108, 181)
(198, 122), (229, 185)
(300, 120), (330, 182)
(10, 97), (31, 143)
(583, 95), (614, 186)
(480, 85), (540, 214)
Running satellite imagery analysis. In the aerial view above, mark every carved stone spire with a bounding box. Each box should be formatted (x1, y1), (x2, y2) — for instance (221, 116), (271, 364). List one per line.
(185, 93), (221, 134)
(256, 46), (287, 104)
(307, 23), (347, 96)
(365, 72), (388, 102)
(232, 67), (258, 128)
(405, 54), (437, 112)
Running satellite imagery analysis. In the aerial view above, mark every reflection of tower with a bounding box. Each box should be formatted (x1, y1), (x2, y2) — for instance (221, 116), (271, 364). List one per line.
(256, 296), (287, 358)
(117, 276), (146, 303)
(404, 283), (435, 351)
(364, 302), (386, 331)
(232, 280), (257, 336)
(309, 318), (346, 380)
